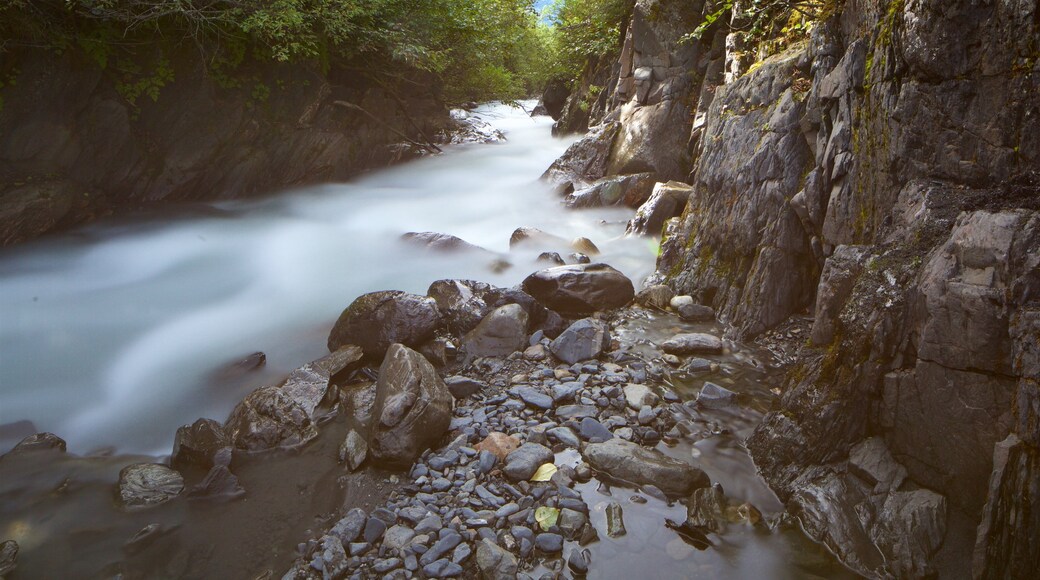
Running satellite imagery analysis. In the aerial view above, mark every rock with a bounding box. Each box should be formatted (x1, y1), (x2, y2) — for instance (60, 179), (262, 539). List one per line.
(570, 252), (591, 264)
(537, 252), (566, 265)
(848, 437), (907, 492)
(368, 344), (452, 466)
(623, 384), (659, 411)
(558, 508), (588, 538)
(444, 376), (485, 399)
(540, 79), (570, 120)
(364, 517), (387, 543)
(327, 291), (441, 358)
(187, 465), (245, 500)
(605, 502), (626, 537)
(401, 232), (487, 253)
(565, 173), (656, 209)
(635, 285), (674, 310)
(549, 318), (610, 364)
(423, 559), (463, 577)
(476, 538), (518, 580)
(683, 358), (713, 373)
(696, 382), (737, 409)
(171, 418), (231, 471)
(542, 121), (621, 190)
(626, 181), (691, 236)
(462, 304), (529, 359)
(475, 432), (521, 461)
(0, 540), (17, 577)
(427, 279), (497, 336)
(535, 533), (563, 552)
(567, 547), (590, 574)
(547, 427), (581, 449)
(118, 464), (184, 508)
(571, 237), (600, 255)
(810, 245), (870, 345)
(509, 227), (569, 250)
(330, 508), (368, 544)
(339, 429), (368, 471)
(420, 529), (462, 566)
(4, 432), (67, 456)
(522, 263), (635, 314)
(503, 443), (554, 481)
(523, 344), (547, 361)
(677, 303), (715, 322)
(515, 386), (553, 410)
(687, 484), (728, 532)
(579, 418), (614, 442)
(661, 333), (723, 355)
(669, 295), (694, 310)
(583, 439), (709, 497)
(213, 351), (267, 379)
(556, 404), (598, 420)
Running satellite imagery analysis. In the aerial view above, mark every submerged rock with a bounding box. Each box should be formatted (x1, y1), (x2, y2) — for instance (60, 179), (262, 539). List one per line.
(339, 429), (368, 471)
(368, 344), (452, 466)
(171, 418), (231, 471)
(661, 333), (723, 355)
(696, 382), (737, 409)
(118, 464), (184, 508)
(327, 290), (442, 358)
(522, 263), (635, 314)
(187, 465), (245, 501)
(605, 502), (627, 537)
(4, 432), (67, 457)
(584, 438), (709, 497)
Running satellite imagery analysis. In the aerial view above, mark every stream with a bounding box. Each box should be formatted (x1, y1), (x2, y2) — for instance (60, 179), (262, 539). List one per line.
(0, 103), (855, 579)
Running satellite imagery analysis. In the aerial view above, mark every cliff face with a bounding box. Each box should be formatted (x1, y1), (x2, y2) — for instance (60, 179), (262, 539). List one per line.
(552, 0), (1039, 577)
(0, 47), (451, 246)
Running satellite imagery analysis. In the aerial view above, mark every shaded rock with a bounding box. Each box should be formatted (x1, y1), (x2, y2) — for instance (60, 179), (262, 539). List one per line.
(368, 344), (452, 466)
(571, 237), (601, 255)
(535, 533), (563, 552)
(423, 559), (463, 578)
(515, 386), (553, 410)
(549, 318), (610, 364)
(542, 121), (621, 191)
(522, 263), (635, 314)
(579, 418), (614, 442)
(213, 351), (267, 380)
(444, 376), (486, 399)
(330, 508), (368, 544)
(118, 463), (184, 509)
(548, 427), (581, 449)
(476, 538), (518, 580)
(626, 181), (691, 236)
(339, 429), (368, 471)
(661, 333), (723, 355)
(475, 432), (521, 461)
(0, 540), (17, 577)
(503, 443), (554, 481)
(584, 439), (709, 497)
(635, 285), (674, 310)
(171, 418), (231, 471)
(810, 245), (870, 345)
(5, 432), (67, 456)
(327, 291), (441, 358)
(558, 405), (599, 420)
(364, 517), (387, 543)
(462, 304), (529, 360)
(686, 484), (727, 532)
(558, 508), (588, 539)
(677, 303), (715, 322)
(848, 437), (907, 492)
(565, 173), (656, 209)
(696, 382), (737, 409)
(540, 79), (570, 120)
(384, 525), (416, 551)
(537, 252), (566, 265)
(187, 465), (245, 501)
(605, 502), (626, 537)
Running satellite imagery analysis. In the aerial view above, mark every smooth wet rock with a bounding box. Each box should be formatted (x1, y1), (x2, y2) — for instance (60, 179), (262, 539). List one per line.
(571, 237), (600, 255)
(535, 533), (563, 552)
(558, 508), (588, 538)
(171, 418), (231, 471)
(503, 443), (554, 481)
(626, 181), (691, 236)
(549, 318), (610, 364)
(522, 263), (635, 314)
(635, 285), (674, 310)
(444, 376), (485, 399)
(548, 426), (581, 449)
(368, 344), (452, 466)
(476, 538), (518, 580)
(567, 547), (591, 574)
(677, 303), (715, 322)
(339, 429), (367, 471)
(0, 540), (17, 576)
(427, 279), (497, 336)
(661, 333), (723, 355)
(327, 291), (441, 358)
(537, 251), (566, 265)
(5, 432), (66, 456)
(683, 358), (713, 373)
(584, 439), (709, 497)
(696, 382), (737, 409)
(463, 304), (529, 359)
(687, 484), (728, 532)
(509, 227), (569, 250)
(118, 463), (184, 509)
(605, 502), (626, 537)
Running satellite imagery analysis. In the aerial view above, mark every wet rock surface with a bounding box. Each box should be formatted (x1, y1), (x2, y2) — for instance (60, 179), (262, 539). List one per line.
(328, 291), (442, 358)
(521, 264), (635, 315)
(117, 463), (185, 508)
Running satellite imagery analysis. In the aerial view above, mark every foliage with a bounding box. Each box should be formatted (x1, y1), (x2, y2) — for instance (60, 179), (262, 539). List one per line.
(543, 0), (632, 83)
(681, 0), (834, 48)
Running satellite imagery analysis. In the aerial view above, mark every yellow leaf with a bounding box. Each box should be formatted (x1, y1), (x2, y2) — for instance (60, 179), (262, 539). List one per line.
(534, 506), (559, 531)
(530, 462), (557, 482)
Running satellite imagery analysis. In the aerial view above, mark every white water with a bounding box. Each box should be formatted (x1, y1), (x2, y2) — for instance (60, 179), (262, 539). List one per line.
(0, 103), (657, 455)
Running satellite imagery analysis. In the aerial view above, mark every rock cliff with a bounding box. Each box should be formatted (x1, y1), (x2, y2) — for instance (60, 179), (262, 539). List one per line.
(550, 0), (1039, 576)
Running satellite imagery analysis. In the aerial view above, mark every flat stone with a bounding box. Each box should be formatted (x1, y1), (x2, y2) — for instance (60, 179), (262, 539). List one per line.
(117, 464), (184, 509)
(583, 439), (709, 497)
(476, 538), (518, 580)
(515, 386), (554, 410)
(444, 376), (486, 399)
(535, 533), (563, 552)
(384, 525), (417, 551)
(463, 304), (530, 359)
(556, 405), (599, 420)
(661, 333), (723, 355)
(579, 417), (614, 442)
(475, 432), (520, 461)
(503, 443), (554, 481)
(549, 318), (610, 364)
(605, 502), (626, 537)
(423, 558), (463, 577)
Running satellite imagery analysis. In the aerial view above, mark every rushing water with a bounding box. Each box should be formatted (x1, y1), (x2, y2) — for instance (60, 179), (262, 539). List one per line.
(0, 103), (654, 455)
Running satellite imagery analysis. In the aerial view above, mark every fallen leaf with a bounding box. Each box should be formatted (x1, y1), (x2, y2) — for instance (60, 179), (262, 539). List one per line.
(534, 506), (560, 531)
(530, 462), (557, 482)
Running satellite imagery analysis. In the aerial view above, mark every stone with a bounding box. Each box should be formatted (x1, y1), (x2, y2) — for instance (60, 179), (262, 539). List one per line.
(522, 263), (635, 314)
(683, 358), (713, 373)
(0, 540), (17, 577)
(537, 252), (566, 265)
(515, 387), (553, 410)
(475, 432), (521, 461)
(327, 290), (442, 358)
(187, 465), (245, 500)
(503, 443), (555, 481)
(427, 279), (497, 336)
(623, 384), (659, 410)
(401, 232), (487, 253)
(330, 508), (368, 544)
(364, 517), (387, 543)
(535, 533), (563, 552)
(583, 439), (709, 497)
(476, 538), (518, 580)
(462, 304), (530, 359)
(419, 529), (462, 566)
(558, 508), (587, 539)
(571, 237), (600, 255)
(423, 559), (463, 577)
(368, 344), (452, 466)
(677, 303), (715, 322)
(661, 333), (723, 355)
(549, 318), (610, 364)
(118, 463), (184, 508)
(444, 376), (486, 399)
(547, 427), (581, 449)
(5, 432), (66, 456)
(171, 418), (231, 472)
(339, 429), (367, 471)
(696, 382), (737, 409)
(669, 295), (694, 310)
(509, 227), (570, 250)
(848, 437), (907, 492)
(557, 404), (599, 420)
(626, 181), (691, 236)
(605, 502), (626, 537)
(686, 484), (728, 532)
(384, 525), (416, 551)
(578, 418), (613, 442)
(635, 284), (674, 310)
(567, 547), (590, 574)
(565, 173), (656, 209)
(810, 245), (870, 345)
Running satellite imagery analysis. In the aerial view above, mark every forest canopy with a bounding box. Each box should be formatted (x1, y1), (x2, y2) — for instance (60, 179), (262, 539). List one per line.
(0, 0), (632, 103)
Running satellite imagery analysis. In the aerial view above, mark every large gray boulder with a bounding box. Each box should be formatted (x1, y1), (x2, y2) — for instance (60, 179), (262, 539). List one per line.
(327, 291), (442, 358)
(118, 463), (184, 508)
(583, 438), (709, 497)
(565, 173), (657, 209)
(522, 263), (635, 314)
(549, 318), (610, 364)
(428, 279), (497, 336)
(476, 538), (518, 580)
(462, 304), (529, 359)
(225, 346), (363, 451)
(171, 418), (231, 471)
(503, 443), (555, 481)
(368, 344), (452, 466)
(626, 181), (691, 236)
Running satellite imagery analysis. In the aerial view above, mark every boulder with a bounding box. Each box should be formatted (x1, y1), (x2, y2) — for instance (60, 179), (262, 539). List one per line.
(677, 303), (715, 322)
(503, 443), (554, 481)
(444, 376), (486, 399)
(508, 227), (569, 251)
(171, 418), (231, 471)
(476, 538), (518, 580)
(4, 432), (67, 456)
(339, 429), (368, 471)
(327, 291), (441, 358)
(696, 382), (737, 409)
(564, 173), (656, 209)
(540, 79), (570, 120)
(0, 540), (17, 577)
(522, 264), (635, 314)
(462, 304), (529, 359)
(401, 232), (488, 253)
(549, 318), (610, 364)
(661, 333), (723, 355)
(583, 438), (709, 497)
(118, 463), (184, 508)
(626, 181), (691, 236)
(635, 285), (674, 310)
(848, 437), (907, 492)
(368, 344), (452, 466)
